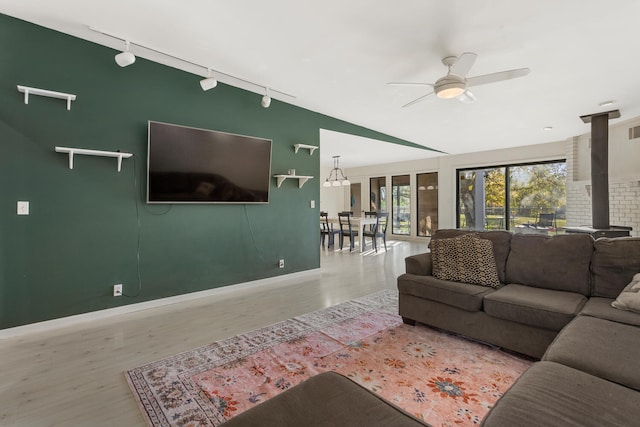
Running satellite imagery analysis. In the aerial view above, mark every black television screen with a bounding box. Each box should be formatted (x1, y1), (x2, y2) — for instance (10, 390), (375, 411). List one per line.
(147, 121), (272, 204)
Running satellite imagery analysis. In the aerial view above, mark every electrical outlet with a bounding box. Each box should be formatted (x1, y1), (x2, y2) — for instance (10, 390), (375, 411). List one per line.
(310, 200), (315, 209)
(278, 259), (285, 269)
(17, 201), (29, 215)
(113, 284), (123, 297)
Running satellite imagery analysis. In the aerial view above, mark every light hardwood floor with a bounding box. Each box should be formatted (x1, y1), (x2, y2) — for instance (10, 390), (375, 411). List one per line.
(0, 240), (428, 427)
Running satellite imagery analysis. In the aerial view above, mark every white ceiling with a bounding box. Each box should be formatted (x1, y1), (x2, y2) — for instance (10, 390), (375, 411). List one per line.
(3, 0), (640, 167)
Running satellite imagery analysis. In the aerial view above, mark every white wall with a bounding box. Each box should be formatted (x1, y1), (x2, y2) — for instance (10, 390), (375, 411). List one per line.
(320, 115), (640, 237)
(566, 115), (640, 235)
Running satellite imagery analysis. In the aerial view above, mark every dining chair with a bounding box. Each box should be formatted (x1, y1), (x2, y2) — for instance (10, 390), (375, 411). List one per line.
(362, 211), (378, 250)
(364, 212), (388, 252)
(320, 211), (339, 247)
(338, 212), (358, 251)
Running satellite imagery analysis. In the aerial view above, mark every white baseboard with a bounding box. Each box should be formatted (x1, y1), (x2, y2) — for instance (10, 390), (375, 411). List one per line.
(0, 269), (321, 340)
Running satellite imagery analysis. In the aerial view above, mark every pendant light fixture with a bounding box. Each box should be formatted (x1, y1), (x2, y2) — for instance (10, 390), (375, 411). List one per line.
(323, 156), (351, 187)
(200, 68), (218, 91)
(114, 41), (136, 67)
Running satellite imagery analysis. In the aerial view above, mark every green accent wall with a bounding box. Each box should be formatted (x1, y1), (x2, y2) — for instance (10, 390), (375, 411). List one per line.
(0, 14), (434, 329)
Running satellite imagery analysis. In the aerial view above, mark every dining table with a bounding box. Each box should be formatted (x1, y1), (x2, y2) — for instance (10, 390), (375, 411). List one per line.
(326, 216), (377, 253)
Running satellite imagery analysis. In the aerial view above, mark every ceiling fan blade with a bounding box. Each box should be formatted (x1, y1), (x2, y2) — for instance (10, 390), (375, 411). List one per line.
(402, 91), (435, 108)
(387, 82), (433, 87)
(466, 68), (530, 87)
(457, 90), (477, 104)
(450, 52), (477, 77)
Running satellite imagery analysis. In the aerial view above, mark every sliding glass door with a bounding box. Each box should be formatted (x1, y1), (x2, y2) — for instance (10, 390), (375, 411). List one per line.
(509, 163), (566, 229)
(457, 161), (566, 231)
(417, 172), (438, 236)
(392, 175), (410, 235)
(370, 177), (387, 212)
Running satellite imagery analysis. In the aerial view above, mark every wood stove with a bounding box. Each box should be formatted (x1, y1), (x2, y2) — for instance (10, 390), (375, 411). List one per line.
(564, 109), (632, 238)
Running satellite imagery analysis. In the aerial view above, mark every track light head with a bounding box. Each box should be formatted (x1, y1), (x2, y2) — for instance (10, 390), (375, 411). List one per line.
(200, 77), (218, 91)
(261, 88), (271, 108)
(200, 69), (218, 91)
(115, 41), (136, 67)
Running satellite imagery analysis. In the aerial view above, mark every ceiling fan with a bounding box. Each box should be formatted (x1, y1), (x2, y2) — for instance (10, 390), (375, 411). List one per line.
(389, 52), (530, 107)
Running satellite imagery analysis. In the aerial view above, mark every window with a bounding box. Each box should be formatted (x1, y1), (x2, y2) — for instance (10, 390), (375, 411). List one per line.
(417, 173), (438, 236)
(509, 163), (567, 229)
(457, 161), (566, 231)
(392, 175), (410, 235)
(369, 177), (387, 212)
(458, 167), (506, 230)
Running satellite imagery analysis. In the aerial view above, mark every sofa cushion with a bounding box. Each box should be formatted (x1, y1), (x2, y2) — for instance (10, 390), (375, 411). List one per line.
(611, 272), (640, 313)
(398, 273), (495, 312)
(430, 229), (511, 283)
(218, 371), (430, 427)
(483, 284), (586, 331)
(543, 316), (640, 391)
(481, 361), (640, 427)
(431, 234), (500, 287)
(591, 237), (640, 298)
(505, 233), (593, 295)
(579, 297), (640, 326)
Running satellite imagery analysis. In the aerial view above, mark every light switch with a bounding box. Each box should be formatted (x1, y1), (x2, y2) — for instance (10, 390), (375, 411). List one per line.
(17, 201), (29, 215)
(310, 200), (315, 208)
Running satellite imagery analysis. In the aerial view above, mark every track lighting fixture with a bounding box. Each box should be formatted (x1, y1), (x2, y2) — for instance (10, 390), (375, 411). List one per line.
(261, 88), (271, 108)
(114, 41), (136, 67)
(200, 69), (218, 91)
(89, 28), (296, 104)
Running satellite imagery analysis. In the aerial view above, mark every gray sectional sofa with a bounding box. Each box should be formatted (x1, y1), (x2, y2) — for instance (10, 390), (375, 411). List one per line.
(398, 230), (640, 426)
(220, 231), (640, 426)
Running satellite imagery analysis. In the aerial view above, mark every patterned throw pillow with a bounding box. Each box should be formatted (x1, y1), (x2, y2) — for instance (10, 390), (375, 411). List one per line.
(431, 233), (501, 288)
(612, 273), (640, 313)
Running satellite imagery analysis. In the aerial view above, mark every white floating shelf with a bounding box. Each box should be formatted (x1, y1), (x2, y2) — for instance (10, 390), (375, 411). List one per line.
(274, 174), (314, 188)
(55, 147), (133, 172)
(17, 85), (77, 110)
(293, 144), (318, 155)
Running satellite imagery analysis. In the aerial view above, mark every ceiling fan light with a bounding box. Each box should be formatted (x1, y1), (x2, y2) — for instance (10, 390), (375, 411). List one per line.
(436, 82), (465, 99)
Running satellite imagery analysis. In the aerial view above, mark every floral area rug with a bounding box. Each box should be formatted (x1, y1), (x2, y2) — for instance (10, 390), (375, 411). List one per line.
(126, 290), (531, 426)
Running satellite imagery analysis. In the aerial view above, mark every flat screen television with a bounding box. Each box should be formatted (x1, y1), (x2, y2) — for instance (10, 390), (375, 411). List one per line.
(147, 121), (272, 204)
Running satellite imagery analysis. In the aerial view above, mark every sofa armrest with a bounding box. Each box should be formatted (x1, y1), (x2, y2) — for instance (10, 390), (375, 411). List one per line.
(405, 253), (433, 276)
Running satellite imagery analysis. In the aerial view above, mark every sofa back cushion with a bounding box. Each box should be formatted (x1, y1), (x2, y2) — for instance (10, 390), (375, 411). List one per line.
(591, 237), (640, 298)
(430, 229), (512, 283)
(505, 234), (593, 295)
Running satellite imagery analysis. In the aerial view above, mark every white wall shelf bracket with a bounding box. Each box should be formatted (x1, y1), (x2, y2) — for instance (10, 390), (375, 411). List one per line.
(17, 85), (77, 110)
(55, 147), (133, 172)
(274, 174), (314, 188)
(293, 144), (318, 155)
